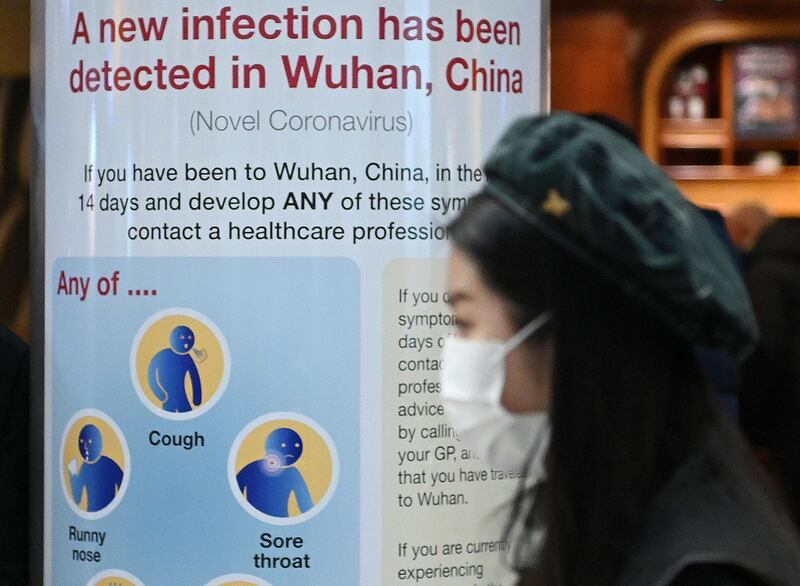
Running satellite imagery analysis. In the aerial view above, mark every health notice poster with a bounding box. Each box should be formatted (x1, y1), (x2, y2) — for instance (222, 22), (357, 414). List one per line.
(34, 1), (546, 584)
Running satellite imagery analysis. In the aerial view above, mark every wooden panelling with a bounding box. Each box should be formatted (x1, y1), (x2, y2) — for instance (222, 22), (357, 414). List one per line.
(0, 2), (29, 77)
(672, 168), (800, 217)
(550, 12), (635, 126)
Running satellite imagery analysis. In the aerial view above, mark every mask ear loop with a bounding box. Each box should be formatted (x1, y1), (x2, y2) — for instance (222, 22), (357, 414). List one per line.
(493, 312), (552, 361)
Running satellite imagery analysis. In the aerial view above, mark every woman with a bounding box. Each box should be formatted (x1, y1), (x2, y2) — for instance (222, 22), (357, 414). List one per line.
(440, 113), (800, 585)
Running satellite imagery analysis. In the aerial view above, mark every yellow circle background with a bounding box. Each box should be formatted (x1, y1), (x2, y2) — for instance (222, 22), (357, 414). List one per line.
(235, 419), (334, 518)
(134, 314), (225, 411)
(62, 416), (126, 513)
(93, 577), (136, 586)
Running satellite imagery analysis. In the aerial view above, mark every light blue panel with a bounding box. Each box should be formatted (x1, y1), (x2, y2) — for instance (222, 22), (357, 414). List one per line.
(52, 257), (360, 585)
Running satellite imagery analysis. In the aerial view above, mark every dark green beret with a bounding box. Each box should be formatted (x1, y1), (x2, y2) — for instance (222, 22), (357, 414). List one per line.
(483, 112), (758, 358)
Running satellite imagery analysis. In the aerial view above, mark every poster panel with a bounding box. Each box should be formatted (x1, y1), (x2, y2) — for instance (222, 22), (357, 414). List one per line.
(37, 1), (546, 583)
(734, 44), (800, 139)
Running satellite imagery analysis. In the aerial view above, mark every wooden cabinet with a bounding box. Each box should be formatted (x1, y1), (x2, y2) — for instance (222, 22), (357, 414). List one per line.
(660, 118), (730, 152)
(641, 20), (800, 215)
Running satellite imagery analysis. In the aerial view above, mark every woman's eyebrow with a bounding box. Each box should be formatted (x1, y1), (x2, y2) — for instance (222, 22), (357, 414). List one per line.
(446, 291), (470, 306)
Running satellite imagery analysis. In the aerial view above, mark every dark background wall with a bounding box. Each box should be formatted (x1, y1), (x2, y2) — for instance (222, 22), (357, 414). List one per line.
(0, 0), (30, 340)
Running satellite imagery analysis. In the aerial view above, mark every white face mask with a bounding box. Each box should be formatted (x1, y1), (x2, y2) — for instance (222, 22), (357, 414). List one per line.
(440, 312), (551, 477)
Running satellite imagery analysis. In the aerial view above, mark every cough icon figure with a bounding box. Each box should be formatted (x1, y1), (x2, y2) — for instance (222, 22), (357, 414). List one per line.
(236, 428), (314, 517)
(147, 325), (202, 413)
(68, 424), (124, 512)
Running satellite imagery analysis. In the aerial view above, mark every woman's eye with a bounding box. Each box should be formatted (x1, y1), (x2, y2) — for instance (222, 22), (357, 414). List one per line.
(454, 318), (472, 335)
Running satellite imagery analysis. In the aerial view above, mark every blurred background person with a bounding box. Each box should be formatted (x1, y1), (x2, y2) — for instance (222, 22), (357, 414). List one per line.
(728, 203), (800, 524)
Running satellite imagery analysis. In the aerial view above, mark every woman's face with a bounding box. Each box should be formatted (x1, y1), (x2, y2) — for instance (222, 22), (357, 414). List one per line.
(446, 246), (552, 413)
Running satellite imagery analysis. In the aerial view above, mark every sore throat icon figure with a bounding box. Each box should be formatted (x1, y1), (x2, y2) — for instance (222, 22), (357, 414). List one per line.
(147, 325), (203, 413)
(68, 424), (124, 512)
(236, 428), (315, 517)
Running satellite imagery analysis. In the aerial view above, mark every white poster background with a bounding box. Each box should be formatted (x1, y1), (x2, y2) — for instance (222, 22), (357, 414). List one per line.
(40, 1), (546, 583)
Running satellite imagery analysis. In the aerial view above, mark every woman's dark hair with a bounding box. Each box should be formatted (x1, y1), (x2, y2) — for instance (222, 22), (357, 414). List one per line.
(448, 192), (715, 585)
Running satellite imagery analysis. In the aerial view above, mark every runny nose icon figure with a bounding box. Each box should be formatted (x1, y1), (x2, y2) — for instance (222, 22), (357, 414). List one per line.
(147, 325), (203, 413)
(67, 424), (124, 512)
(236, 427), (314, 517)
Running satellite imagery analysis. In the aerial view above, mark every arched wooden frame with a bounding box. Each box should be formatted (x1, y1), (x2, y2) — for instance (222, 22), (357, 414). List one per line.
(641, 20), (800, 161)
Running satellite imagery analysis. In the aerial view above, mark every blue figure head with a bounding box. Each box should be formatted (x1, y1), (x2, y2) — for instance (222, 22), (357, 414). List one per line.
(78, 424), (103, 463)
(265, 428), (304, 467)
(169, 325), (196, 354)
